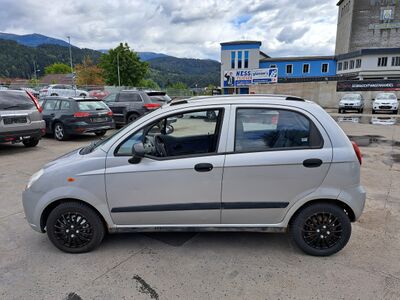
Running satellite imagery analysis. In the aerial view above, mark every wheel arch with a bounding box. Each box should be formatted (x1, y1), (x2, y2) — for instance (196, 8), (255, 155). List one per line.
(288, 199), (356, 226)
(40, 198), (109, 233)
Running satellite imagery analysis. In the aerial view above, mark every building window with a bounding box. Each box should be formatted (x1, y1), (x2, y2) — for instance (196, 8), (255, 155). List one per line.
(270, 64), (277, 68)
(344, 61), (348, 70)
(286, 64), (293, 74)
(378, 57), (388, 67)
(238, 51), (243, 69)
(356, 59), (362, 68)
(302, 64), (310, 74)
(321, 63), (329, 73)
(392, 56), (400, 66)
(338, 62), (343, 71)
(244, 51), (249, 68)
(350, 60), (355, 69)
(231, 51), (235, 69)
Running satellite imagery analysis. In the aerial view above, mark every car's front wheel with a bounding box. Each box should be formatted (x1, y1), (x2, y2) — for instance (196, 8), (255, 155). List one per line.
(290, 203), (351, 256)
(46, 201), (105, 253)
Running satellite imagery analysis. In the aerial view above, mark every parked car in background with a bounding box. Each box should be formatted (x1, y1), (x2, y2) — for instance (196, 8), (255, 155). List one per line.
(0, 90), (45, 147)
(21, 87), (40, 98)
(104, 90), (161, 125)
(145, 91), (172, 103)
(0, 86), (8, 90)
(23, 94), (365, 256)
(89, 89), (109, 99)
(39, 85), (89, 98)
(40, 96), (114, 141)
(338, 93), (364, 113)
(370, 116), (397, 125)
(372, 93), (398, 114)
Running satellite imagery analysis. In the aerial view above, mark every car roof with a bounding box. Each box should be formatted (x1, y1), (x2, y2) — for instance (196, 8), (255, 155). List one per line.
(165, 94), (312, 108)
(42, 96), (100, 101)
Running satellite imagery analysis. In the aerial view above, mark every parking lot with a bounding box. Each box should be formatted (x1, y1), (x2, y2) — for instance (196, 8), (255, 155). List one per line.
(1, 113), (400, 300)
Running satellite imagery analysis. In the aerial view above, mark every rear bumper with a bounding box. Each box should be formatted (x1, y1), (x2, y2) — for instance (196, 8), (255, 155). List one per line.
(0, 128), (45, 143)
(338, 185), (366, 221)
(65, 121), (115, 134)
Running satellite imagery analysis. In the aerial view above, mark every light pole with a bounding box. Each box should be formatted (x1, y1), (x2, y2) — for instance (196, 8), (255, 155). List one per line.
(67, 36), (75, 94)
(117, 51), (121, 87)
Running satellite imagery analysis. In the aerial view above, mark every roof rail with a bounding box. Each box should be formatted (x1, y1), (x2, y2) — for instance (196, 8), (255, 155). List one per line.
(170, 99), (188, 106)
(285, 96), (305, 102)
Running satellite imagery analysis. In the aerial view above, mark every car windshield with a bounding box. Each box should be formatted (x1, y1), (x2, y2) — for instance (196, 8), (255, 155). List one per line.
(376, 93), (396, 100)
(77, 100), (109, 111)
(342, 94), (361, 100)
(0, 91), (35, 110)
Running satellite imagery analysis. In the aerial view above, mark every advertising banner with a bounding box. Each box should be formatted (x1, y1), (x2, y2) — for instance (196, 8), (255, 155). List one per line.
(223, 68), (278, 87)
(337, 80), (400, 91)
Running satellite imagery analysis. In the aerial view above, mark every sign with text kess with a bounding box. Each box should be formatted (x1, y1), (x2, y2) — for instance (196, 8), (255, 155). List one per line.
(337, 80), (400, 91)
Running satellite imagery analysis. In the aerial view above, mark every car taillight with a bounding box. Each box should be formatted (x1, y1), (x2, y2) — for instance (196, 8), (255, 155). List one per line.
(74, 112), (91, 118)
(26, 91), (43, 113)
(107, 111), (113, 116)
(143, 103), (161, 110)
(352, 141), (362, 165)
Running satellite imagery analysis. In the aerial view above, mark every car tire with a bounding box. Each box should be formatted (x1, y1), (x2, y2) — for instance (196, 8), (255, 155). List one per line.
(53, 122), (68, 141)
(361, 108), (364, 114)
(95, 130), (107, 137)
(79, 93), (86, 97)
(289, 203), (352, 256)
(372, 109), (376, 114)
(46, 201), (105, 253)
(127, 113), (139, 124)
(393, 110), (398, 115)
(22, 137), (39, 147)
(338, 109), (342, 114)
(50, 93), (58, 96)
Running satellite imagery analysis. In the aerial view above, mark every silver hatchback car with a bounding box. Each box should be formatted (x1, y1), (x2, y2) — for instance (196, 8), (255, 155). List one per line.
(23, 95), (366, 256)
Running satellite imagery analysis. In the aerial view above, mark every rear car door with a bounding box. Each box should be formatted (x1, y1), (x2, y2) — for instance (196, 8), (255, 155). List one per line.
(105, 106), (230, 226)
(221, 105), (333, 225)
(42, 99), (60, 133)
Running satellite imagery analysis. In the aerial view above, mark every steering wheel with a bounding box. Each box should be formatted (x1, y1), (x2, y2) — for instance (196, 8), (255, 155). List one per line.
(154, 135), (168, 157)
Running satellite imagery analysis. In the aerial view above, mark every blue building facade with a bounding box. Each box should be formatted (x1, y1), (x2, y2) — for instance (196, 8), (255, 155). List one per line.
(220, 40), (337, 94)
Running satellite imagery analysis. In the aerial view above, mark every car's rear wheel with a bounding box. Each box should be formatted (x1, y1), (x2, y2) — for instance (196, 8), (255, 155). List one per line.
(95, 130), (107, 137)
(290, 203), (351, 256)
(22, 137), (39, 147)
(46, 201), (105, 253)
(54, 122), (69, 141)
(79, 93), (86, 97)
(50, 93), (58, 96)
(127, 113), (139, 124)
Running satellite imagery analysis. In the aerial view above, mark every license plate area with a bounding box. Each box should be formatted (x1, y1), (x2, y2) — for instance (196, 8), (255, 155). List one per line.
(3, 116), (28, 125)
(91, 117), (107, 123)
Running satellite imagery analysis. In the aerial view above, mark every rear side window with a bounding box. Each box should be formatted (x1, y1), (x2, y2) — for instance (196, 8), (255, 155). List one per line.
(235, 108), (323, 152)
(77, 101), (108, 111)
(60, 101), (71, 110)
(118, 93), (142, 102)
(43, 100), (59, 110)
(0, 91), (35, 110)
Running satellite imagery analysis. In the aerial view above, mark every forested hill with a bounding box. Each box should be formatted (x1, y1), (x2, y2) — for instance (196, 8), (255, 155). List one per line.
(0, 39), (220, 87)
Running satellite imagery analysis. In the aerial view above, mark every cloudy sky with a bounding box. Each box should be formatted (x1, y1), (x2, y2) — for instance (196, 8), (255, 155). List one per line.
(0, 0), (338, 60)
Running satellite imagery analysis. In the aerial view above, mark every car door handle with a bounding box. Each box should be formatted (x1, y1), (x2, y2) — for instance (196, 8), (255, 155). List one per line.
(303, 159), (323, 168)
(194, 163), (213, 172)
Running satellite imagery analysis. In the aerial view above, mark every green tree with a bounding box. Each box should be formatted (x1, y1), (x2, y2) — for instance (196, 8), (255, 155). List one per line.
(167, 81), (188, 90)
(99, 43), (148, 86)
(138, 78), (160, 89)
(44, 63), (71, 74)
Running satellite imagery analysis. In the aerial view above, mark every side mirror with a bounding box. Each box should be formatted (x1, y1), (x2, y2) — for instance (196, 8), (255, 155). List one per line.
(128, 142), (145, 164)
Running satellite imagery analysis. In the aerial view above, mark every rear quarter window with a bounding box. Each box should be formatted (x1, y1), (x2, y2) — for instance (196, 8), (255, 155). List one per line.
(235, 108), (323, 152)
(0, 91), (35, 110)
(118, 93), (142, 102)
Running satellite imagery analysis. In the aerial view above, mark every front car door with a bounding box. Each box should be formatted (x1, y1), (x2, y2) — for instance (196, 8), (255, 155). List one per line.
(105, 105), (230, 226)
(221, 104), (333, 225)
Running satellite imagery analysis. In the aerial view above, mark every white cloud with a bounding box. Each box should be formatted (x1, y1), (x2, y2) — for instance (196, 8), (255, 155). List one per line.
(0, 0), (338, 60)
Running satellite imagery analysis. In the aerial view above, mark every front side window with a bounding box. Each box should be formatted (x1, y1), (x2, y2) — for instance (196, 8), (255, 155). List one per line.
(116, 109), (222, 157)
(235, 108), (323, 152)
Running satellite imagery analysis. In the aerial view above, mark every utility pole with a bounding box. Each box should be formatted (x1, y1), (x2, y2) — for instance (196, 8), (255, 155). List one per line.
(117, 51), (121, 87)
(67, 36), (75, 95)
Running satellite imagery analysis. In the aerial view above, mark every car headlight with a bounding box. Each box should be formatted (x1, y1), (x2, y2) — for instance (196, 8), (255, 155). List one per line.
(26, 169), (44, 190)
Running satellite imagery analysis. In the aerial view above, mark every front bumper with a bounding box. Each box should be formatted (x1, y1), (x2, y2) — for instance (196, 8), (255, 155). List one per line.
(339, 103), (362, 110)
(373, 103), (398, 111)
(22, 188), (43, 232)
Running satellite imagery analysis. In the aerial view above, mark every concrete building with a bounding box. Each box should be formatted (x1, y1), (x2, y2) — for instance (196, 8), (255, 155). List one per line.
(335, 0), (400, 55)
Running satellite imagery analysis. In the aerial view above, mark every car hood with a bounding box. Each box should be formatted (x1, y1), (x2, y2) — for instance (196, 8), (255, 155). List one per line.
(374, 98), (398, 103)
(340, 99), (361, 103)
(43, 148), (82, 169)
